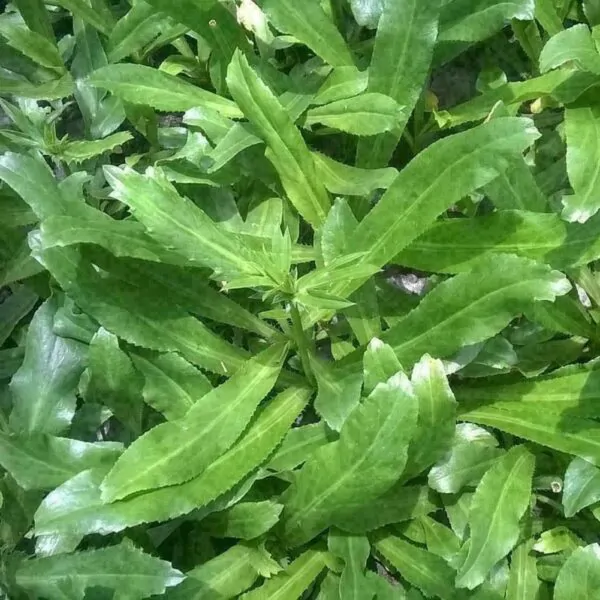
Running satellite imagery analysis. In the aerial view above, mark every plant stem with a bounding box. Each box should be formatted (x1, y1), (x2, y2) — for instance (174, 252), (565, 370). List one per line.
(290, 303), (316, 386)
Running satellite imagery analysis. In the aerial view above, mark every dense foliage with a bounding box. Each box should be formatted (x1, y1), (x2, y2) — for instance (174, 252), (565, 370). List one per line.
(4, 0), (600, 597)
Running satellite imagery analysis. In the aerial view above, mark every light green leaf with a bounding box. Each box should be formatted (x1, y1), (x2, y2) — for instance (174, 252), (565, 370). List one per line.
(165, 544), (261, 600)
(439, 0), (534, 42)
(304, 93), (403, 135)
(352, 119), (540, 269)
(13, 0), (55, 42)
(0, 285), (37, 346)
(329, 530), (373, 600)
(282, 372), (418, 547)
(334, 482), (438, 533)
(375, 534), (457, 600)
(314, 66), (368, 105)
(484, 159), (548, 212)
(312, 355), (362, 431)
(89, 64), (242, 117)
(83, 328), (143, 433)
(0, 432), (121, 491)
(436, 69), (572, 129)
(395, 210), (600, 273)
(378, 255), (570, 368)
(420, 516), (461, 562)
(312, 152), (398, 196)
(100, 343), (287, 501)
(266, 422), (330, 473)
(562, 103), (600, 223)
(540, 24), (600, 75)
(202, 501), (283, 540)
(0, 152), (85, 220)
(554, 544), (600, 600)
(240, 549), (329, 600)
(9, 298), (86, 435)
(0, 20), (64, 71)
(227, 50), (330, 228)
(506, 542), (540, 600)
(362, 338), (403, 396)
(54, 0), (114, 34)
(405, 355), (457, 478)
(356, 0), (441, 167)
(34, 387), (310, 538)
(563, 457), (600, 517)
(56, 131), (132, 162)
(15, 540), (183, 600)
(462, 403), (600, 466)
(263, 0), (353, 67)
(130, 351), (212, 421)
(456, 446), (535, 589)
(206, 122), (262, 173)
(107, 1), (167, 62)
(0, 73), (74, 99)
(103, 165), (268, 282)
(428, 425), (504, 494)
(30, 242), (247, 376)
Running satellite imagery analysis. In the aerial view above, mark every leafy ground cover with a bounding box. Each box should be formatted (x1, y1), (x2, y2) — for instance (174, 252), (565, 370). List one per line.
(3, 0), (600, 598)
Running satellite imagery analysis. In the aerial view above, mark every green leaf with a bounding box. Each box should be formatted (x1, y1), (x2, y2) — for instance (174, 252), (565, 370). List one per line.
(554, 544), (600, 600)
(202, 501), (283, 540)
(0, 285), (37, 346)
(539, 25), (600, 75)
(226, 50), (330, 228)
(328, 530), (373, 600)
(362, 338), (403, 396)
(13, 0), (55, 42)
(563, 457), (600, 518)
(304, 93), (403, 135)
(461, 402), (600, 467)
(100, 343), (287, 501)
(102, 166), (268, 282)
(314, 66), (368, 105)
(34, 387), (310, 539)
(506, 542), (540, 600)
(484, 159), (548, 212)
(130, 351), (212, 421)
(375, 534), (457, 600)
(428, 425), (504, 494)
(439, 0), (534, 42)
(562, 103), (600, 223)
(282, 372), (418, 547)
(165, 543), (261, 600)
(377, 255), (569, 368)
(54, 0), (114, 34)
(0, 20), (64, 71)
(352, 119), (539, 269)
(31, 242), (247, 376)
(15, 540), (183, 600)
(0, 432), (121, 491)
(334, 482), (438, 533)
(356, 0), (442, 167)
(107, 1), (167, 63)
(312, 355), (363, 431)
(56, 131), (132, 162)
(395, 210), (600, 273)
(9, 298), (86, 435)
(83, 328), (144, 433)
(405, 354), (457, 478)
(263, 0), (353, 67)
(0, 152), (84, 220)
(266, 422), (330, 473)
(420, 516), (461, 562)
(89, 64), (242, 117)
(312, 152), (398, 196)
(456, 446), (536, 589)
(240, 548), (329, 600)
